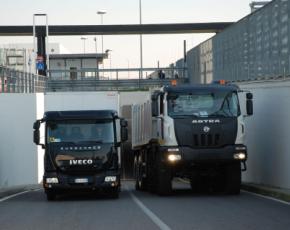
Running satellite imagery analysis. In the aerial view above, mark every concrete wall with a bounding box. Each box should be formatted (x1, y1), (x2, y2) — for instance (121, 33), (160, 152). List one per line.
(240, 80), (290, 190)
(0, 93), (44, 188)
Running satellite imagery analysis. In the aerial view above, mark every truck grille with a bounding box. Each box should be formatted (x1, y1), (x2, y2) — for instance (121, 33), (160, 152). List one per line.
(193, 134), (220, 147)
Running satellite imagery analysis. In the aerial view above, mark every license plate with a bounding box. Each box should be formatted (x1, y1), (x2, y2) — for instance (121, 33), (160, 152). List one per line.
(74, 178), (88, 183)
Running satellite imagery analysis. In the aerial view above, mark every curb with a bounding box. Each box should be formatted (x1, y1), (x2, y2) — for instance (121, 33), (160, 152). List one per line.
(241, 183), (290, 203)
(0, 184), (41, 199)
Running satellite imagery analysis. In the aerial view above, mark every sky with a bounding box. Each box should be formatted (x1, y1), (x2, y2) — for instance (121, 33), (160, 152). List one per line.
(0, 0), (253, 70)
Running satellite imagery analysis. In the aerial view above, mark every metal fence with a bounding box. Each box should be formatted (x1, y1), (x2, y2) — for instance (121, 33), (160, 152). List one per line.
(46, 67), (188, 91)
(0, 66), (46, 93)
(47, 78), (188, 92)
(48, 67), (187, 81)
(0, 66), (188, 93)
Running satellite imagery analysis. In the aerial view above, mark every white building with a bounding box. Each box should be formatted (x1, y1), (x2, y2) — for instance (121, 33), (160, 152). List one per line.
(49, 53), (108, 80)
(0, 43), (67, 73)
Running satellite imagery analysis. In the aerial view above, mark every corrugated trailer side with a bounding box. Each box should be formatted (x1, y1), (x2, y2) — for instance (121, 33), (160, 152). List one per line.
(131, 100), (152, 149)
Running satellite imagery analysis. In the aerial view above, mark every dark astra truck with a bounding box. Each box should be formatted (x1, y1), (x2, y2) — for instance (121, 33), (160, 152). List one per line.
(33, 110), (128, 200)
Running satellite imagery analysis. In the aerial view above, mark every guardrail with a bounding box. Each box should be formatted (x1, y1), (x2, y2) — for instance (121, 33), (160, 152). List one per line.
(0, 66), (47, 93)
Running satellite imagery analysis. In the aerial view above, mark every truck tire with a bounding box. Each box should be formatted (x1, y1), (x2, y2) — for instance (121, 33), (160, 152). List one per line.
(156, 162), (172, 196)
(46, 191), (56, 201)
(109, 188), (120, 199)
(135, 155), (147, 191)
(225, 162), (241, 195)
(190, 173), (202, 193)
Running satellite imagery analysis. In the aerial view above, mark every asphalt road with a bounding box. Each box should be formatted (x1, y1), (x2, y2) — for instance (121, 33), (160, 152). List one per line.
(0, 181), (290, 230)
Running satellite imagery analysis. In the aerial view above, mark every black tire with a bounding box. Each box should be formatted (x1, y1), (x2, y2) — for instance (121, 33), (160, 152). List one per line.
(135, 154), (147, 191)
(225, 162), (241, 195)
(46, 192), (56, 201)
(190, 173), (202, 193)
(109, 188), (120, 199)
(156, 162), (172, 196)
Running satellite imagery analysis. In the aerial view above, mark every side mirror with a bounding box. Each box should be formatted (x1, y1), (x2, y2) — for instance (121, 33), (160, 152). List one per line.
(121, 119), (128, 127)
(121, 127), (128, 142)
(33, 119), (45, 148)
(246, 93), (253, 116)
(33, 129), (40, 145)
(33, 120), (40, 130)
(246, 92), (253, 100)
(151, 96), (159, 117)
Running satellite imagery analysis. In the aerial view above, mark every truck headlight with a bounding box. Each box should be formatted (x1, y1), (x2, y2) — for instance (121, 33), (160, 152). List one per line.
(46, 177), (59, 184)
(233, 153), (246, 160)
(105, 176), (117, 182)
(168, 154), (182, 162)
(167, 148), (181, 162)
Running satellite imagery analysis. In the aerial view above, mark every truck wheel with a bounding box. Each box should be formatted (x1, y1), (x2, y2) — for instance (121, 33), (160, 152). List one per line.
(156, 163), (172, 196)
(135, 155), (147, 191)
(225, 162), (241, 195)
(190, 173), (202, 193)
(46, 192), (56, 201)
(109, 188), (119, 199)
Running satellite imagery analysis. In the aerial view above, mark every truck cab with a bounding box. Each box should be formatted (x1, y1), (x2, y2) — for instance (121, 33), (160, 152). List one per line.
(33, 110), (128, 200)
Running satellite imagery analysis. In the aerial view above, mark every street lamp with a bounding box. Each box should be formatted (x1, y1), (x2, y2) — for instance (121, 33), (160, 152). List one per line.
(97, 10), (107, 54)
(81, 37), (88, 54)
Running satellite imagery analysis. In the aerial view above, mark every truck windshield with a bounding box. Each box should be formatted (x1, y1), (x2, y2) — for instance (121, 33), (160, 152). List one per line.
(167, 91), (240, 118)
(47, 120), (114, 144)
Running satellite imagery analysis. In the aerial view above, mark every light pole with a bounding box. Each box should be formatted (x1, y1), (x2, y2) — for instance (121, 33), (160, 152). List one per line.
(139, 0), (143, 80)
(97, 10), (106, 54)
(81, 37), (88, 54)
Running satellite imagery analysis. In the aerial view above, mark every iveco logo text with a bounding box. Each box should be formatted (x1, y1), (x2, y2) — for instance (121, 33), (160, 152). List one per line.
(192, 119), (220, 124)
(69, 159), (93, 165)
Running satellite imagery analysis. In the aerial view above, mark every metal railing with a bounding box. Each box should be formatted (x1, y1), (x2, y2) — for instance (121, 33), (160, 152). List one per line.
(0, 66), (47, 93)
(48, 67), (186, 81)
(0, 66), (188, 93)
(47, 78), (188, 92)
(47, 67), (188, 91)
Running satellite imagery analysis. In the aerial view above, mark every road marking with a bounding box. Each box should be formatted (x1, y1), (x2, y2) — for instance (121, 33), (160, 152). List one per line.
(127, 189), (171, 230)
(0, 189), (41, 203)
(242, 190), (290, 206)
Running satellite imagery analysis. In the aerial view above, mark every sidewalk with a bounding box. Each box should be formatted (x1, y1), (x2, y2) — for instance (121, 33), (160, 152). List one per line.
(241, 183), (290, 203)
(0, 184), (41, 199)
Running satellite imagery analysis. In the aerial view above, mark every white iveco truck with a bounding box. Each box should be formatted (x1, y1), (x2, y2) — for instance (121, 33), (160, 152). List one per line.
(132, 83), (253, 195)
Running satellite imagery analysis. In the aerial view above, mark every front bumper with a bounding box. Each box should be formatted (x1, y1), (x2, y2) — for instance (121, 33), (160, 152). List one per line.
(43, 171), (120, 192)
(160, 144), (247, 163)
